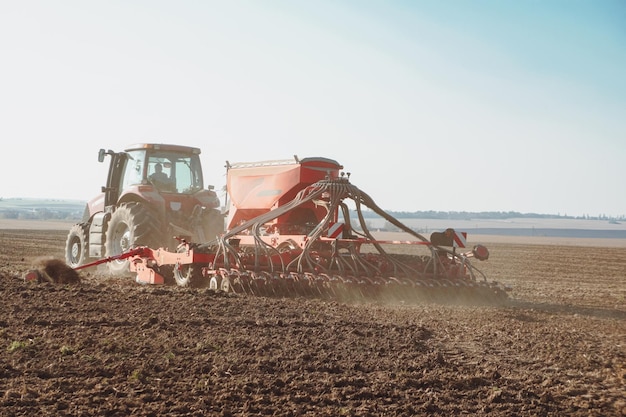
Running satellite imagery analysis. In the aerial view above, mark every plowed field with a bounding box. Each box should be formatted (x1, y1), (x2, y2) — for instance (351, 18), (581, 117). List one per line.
(0, 228), (624, 416)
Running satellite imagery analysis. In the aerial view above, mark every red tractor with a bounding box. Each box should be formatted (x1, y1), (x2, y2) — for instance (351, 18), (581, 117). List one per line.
(64, 143), (224, 278)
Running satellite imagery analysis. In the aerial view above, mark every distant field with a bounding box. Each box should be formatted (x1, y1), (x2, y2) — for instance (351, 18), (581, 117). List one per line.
(367, 218), (626, 235)
(0, 219), (76, 230)
(2, 219), (625, 248)
(2, 198), (624, 240)
(368, 217), (626, 240)
(371, 231), (626, 248)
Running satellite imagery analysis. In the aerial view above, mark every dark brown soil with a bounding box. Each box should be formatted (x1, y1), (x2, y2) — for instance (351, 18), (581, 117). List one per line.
(0, 229), (624, 416)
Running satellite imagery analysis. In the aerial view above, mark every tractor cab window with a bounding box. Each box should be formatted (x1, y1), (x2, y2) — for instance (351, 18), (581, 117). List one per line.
(147, 152), (204, 194)
(147, 157), (175, 192)
(120, 150), (145, 189)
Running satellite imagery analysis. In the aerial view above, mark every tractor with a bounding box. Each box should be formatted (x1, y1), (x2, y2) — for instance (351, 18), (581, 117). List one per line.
(64, 143), (224, 277)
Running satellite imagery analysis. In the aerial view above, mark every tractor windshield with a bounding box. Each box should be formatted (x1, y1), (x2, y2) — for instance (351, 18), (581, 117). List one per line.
(146, 151), (204, 194)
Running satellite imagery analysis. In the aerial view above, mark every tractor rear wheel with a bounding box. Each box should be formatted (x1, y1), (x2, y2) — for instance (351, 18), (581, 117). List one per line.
(65, 222), (90, 268)
(105, 202), (163, 276)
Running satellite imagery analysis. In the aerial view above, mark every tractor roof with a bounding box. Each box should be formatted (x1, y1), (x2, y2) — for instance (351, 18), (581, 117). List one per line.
(124, 143), (201, 155)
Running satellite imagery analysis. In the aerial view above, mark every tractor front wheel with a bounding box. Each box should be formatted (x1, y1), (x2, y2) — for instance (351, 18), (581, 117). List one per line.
(65, 222), (90, 268)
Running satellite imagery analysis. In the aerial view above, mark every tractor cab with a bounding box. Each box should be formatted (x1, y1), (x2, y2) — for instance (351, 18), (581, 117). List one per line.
(100, 144), (205, 207)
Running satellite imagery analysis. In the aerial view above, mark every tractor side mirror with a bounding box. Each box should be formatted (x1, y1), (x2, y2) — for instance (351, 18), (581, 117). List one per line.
(98, 149), (106, 163)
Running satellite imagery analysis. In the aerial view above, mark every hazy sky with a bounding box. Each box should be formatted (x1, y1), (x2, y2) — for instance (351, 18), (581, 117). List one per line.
(1, 0), (625, 217)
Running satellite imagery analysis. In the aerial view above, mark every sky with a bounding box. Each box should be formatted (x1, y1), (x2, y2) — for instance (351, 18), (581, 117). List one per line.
(1, 0), (625, 217)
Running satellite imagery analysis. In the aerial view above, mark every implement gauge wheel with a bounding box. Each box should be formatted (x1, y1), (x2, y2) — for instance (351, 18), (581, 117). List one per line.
(173, 262), (205, 287)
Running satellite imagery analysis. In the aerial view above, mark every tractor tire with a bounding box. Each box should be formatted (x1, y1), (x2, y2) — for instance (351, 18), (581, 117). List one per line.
(105, 202), (163, 276)
(65, 222), (90, 268)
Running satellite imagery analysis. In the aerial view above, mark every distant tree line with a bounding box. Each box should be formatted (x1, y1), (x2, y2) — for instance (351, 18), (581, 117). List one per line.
(0, 209), (82, 221)
(0, 207), (83, 221)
